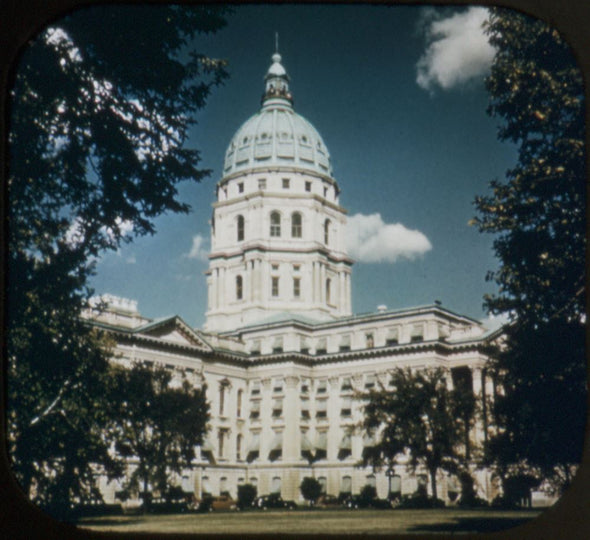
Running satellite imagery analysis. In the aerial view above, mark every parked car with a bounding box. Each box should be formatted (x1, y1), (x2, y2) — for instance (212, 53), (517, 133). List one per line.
(190, 494), (237, 512)
(254, 493), (297, 510)
(341, 494), (392, 509)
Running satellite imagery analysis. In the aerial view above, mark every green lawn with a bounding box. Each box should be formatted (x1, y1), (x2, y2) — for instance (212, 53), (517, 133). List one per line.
(78, 507), (543, 535)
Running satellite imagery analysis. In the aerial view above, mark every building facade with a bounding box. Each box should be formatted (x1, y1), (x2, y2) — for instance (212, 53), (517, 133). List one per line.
(89, 52), (499, 505)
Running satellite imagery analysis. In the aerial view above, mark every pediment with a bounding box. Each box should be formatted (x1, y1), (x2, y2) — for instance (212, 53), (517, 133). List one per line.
(136, 317), (212, 351)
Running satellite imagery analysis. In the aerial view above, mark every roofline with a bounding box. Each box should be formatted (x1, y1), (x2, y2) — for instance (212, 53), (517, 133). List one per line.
(219, 303), (484, 336)
(219, 165), (337, 186)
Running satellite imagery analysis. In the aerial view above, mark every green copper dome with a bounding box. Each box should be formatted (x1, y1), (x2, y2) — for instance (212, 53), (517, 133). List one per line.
(222, 53), (333, 179)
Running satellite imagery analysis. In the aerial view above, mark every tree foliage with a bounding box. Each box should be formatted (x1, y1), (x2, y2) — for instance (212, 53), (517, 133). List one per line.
(107, 362), (209, 505)
(300, 477), (322, 505)
(473, 9), (586, 492)
(7, 5), (229, 516)
(362, 368), (477, 500)
(475, 9), (585, 324)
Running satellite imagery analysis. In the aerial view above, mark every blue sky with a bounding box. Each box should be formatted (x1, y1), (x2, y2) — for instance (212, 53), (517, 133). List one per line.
(89, 5), (518, 329)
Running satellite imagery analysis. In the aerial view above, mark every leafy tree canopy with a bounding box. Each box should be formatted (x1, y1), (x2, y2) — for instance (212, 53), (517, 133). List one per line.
(474, 8), (585, 325)
(108, 362), (209, 504)
(300, 477), (323, 505)
(7, 4), (230, 516)
(362, 367), (476, 500)
(474, 9), (586, 493)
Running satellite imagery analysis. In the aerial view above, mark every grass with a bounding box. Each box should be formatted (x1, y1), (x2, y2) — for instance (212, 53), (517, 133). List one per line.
(77, 507), (543, 535)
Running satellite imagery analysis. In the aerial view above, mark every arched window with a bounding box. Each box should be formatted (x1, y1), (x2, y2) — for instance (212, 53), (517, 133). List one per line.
(237, 389), (243, 417)
(341, 476), (352, 494)
(236, 275), (243, 300)
(237, 215), (244, 241)
(270, 211), (281, 237)
(271, 476), (281, 494)
(220, 476), (228, 495)
(291, 212), (302, 238)
(326, 278), (331, 304)
(324, 219), (330, 244)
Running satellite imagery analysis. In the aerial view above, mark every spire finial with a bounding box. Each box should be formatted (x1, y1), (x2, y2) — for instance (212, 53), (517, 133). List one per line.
(275, 32), (279, 54)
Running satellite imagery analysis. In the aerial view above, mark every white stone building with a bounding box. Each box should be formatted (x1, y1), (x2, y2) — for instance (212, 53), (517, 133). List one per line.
(89, 51), (500, 505)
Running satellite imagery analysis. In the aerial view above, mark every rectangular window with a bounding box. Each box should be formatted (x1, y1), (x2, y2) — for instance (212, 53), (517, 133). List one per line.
(305, 181), (311, 192)
(282, 178), (290, 189)
(301, 379), (309, 393)
(272, 399), (283, 418)
(218, 429), (227, 458)
(293, 277), (301, 298)
(301, 401), (310, 420)
(219, 386), (226, 416)
(323, 186), (328, 198)
(258, 178), (266, 190)
(272, 276), (279, 297)
(316, 399), (328, 418)
(317, 380), (327, 394)
(250, 400), (261, 419)
(341, 377), (352, 392)
(273, 378), (283, 393)
(238, 182), (244, 193)
(272, 264), (279, 271)
(251, 380), (261, 395)
(365, 374), (376, 389)
(340, 396), (352, 417)
(293, 264), (300, 271)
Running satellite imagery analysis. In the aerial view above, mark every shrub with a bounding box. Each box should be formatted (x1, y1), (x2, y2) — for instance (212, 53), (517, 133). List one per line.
(300, 477), (322, 505)
(398, 491), (445, 509)
(358, 484), (377, 507)
(237, 484), (257, 509)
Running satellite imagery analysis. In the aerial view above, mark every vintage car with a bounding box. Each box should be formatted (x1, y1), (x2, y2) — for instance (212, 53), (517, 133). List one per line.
(190, 494), (237, 512)
(254, 493), (297, 510)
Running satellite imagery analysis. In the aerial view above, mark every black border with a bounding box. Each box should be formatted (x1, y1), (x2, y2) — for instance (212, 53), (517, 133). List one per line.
(1, 1), (589, 539)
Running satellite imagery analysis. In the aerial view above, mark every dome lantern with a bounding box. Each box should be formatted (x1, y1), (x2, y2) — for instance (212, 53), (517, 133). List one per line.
(262, 52), (293, 107)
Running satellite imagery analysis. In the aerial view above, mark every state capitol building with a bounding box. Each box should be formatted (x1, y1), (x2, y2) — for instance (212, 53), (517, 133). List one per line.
(88, 51), (499, 504)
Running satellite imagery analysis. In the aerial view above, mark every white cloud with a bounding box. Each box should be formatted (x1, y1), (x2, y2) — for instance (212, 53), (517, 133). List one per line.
(480, 312), (512, 332)
(185, 234), (209, 261)
(346, 213), (432, 263)
(416, 7), (495, 92)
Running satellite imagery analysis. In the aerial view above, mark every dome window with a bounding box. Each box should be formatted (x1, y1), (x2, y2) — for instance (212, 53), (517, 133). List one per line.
(237, 215), (245, 242)
(270, 211), (281, 237)
(291, 212), (302, 238)
(324, 219), (331, 245)
(236, 275), (243, 300)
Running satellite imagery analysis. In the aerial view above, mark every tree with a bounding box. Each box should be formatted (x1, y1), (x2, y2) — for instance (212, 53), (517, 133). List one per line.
(362, 367), (474, 500)
(107, 362), (209, 508)
(7, 5), (230, 516)
(300, 477), (322, 506)
(237, 484), (257, 510)
(472, 9), (586, 492)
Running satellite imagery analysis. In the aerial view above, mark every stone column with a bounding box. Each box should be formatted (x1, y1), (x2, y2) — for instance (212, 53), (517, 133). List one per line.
(260, 378), (272, 463)
(327, 377), (340, 461)
(471, 367), (485, 450)
(283, 376), (300, 461)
